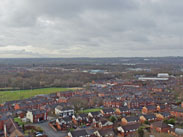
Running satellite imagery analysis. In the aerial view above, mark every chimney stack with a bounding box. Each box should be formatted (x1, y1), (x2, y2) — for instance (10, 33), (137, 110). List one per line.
(4, 124), (7, 137)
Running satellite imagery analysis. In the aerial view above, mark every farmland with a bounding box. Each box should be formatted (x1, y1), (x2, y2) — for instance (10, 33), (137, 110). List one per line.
(0, 87), (75, 103)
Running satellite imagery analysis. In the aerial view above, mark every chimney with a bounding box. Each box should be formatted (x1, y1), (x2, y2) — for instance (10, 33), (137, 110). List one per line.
(4, 124), (7, 137)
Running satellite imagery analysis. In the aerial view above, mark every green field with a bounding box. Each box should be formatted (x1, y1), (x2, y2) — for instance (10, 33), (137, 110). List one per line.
(79, 108), (102, 113)
(0, 87), (75, 103)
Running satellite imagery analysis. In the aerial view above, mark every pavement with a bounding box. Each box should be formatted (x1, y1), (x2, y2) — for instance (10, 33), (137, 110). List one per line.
(34, 121), (67, 137)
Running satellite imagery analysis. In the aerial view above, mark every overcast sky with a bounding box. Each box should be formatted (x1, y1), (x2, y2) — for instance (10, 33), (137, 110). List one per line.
(0, 0), (183, 58)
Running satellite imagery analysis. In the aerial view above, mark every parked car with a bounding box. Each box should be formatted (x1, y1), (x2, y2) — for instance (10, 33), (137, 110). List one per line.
(35, 132), (43, 137)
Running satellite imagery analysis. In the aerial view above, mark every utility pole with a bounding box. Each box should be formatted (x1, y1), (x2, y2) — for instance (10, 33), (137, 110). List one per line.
(23, 81), (24, 90)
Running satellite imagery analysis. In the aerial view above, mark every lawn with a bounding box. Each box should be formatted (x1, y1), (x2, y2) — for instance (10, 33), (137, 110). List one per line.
(14, 117), (25, 126)
(0, 87), (76, 103)
(79, 108), (102, 113)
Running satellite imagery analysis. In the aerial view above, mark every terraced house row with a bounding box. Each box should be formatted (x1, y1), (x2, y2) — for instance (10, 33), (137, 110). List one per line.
(0, 76), (183, 137)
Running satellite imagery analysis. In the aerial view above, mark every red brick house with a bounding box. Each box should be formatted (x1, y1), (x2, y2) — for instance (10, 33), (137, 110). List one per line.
(117, 123), (140, 137)
(94, 128), (115, 137)
(150, 121), (171, 133)
(95, 119), (113, 129)
(100, 108), (115, 117)
(57, 91), (74, 98)
(103, 99), (122, 108)
(142, 105), (157, 114)
(140, 114), (157, 123)
(68, 129), (90, 137)
(26, 110), (47, 123)
(156, 112), (171, 120)
(57, 97), (68, 103)
(14, 103), (29, 110)
(72, 114), (90, 126)
(128, 100), (140, 108)
(157, 105), (170, 112)
(0, 105), (9, 112)
(56, 117), (73, 131)
(15, 110), (26, 118)
(88, 111), (103, 118)
(0, 116), (8, 131)
(170, 108), (183, 117)
(121, 116), (139, 125)
(115, 106), (130, 115)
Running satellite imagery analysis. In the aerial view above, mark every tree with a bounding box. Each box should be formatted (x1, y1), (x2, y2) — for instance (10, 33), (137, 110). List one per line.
(109, 116), (117, 123)
(144, 120), (150, 125)
(168, 118), (175, 125)
(68, 97), (89, 112)
(164, 118), (175, 125)
(138, 127), (144, 137)
(90, 97), (103, 107)
(163, 119), (169, 124)
(22, 124), (25, 132)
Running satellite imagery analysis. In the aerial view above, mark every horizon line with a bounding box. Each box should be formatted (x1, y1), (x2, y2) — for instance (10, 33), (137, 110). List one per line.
(0, 56), (183, 59)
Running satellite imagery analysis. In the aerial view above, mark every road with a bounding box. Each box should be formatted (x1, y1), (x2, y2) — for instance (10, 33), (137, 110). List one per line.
(34, 121), (67, 137)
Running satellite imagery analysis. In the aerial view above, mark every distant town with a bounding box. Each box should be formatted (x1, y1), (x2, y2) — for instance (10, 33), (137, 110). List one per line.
(0, 57), (183, 137)
(1, 0), (183, 136)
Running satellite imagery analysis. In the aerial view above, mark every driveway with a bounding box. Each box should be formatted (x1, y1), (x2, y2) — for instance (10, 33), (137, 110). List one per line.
(34, 121), (67, 137)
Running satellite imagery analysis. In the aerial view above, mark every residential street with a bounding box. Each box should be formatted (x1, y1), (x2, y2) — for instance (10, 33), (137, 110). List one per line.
(34, 122), (67, 137)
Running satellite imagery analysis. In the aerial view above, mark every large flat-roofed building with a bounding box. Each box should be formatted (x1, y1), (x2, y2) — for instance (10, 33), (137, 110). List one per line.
(157, 73), (169, 78)
(138, 77), (169, 81)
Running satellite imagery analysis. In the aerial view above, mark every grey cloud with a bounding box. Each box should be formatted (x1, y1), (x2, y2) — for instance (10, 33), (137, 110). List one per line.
(0, 50), (42, 57)
(0, 0), (183, 57)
